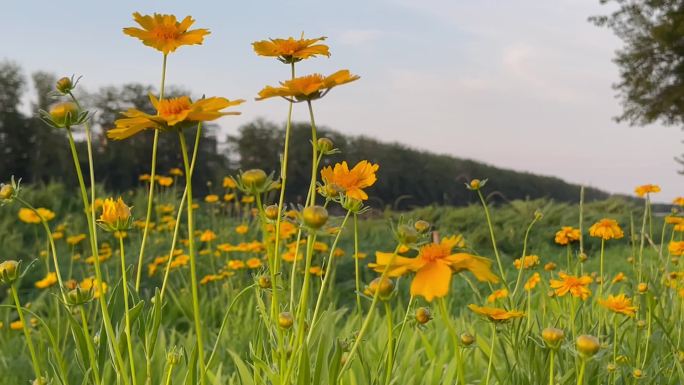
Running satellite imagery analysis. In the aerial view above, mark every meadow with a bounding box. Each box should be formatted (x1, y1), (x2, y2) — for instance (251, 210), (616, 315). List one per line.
(1, 11), (683, 385)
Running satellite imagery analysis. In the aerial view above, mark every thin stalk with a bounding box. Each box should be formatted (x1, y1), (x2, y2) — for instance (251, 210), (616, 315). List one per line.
(476, 189), (507, 287)
(439, 298), (465, 385)
(178, 130), (206, 384)
(485, 323), (497, 385)
(393, 296), (414, 358)
(576, 359), (586, 385)
(512, 215), (540, 296)
(80, 305), (102, 385)
(548, 349), (555, 385)
(383, 301), (394, 385)
(119, 236), (138, 385)
(11, 285), (42, 378)
(305, 100), (319, 206)
(353, 213), (362, 314)
(135, 53), (168, 290)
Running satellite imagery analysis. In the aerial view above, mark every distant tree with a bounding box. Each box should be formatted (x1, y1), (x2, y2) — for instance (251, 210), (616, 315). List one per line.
(591, 1), (684, 172)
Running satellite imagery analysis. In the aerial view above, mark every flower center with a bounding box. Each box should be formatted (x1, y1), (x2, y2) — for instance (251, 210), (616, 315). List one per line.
(152, 26), (181, 41)
(420, 244), (448, 262)
(158, 97), (192, 117)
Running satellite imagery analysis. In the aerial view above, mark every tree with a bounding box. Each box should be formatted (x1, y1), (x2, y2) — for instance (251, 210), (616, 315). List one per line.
(591, 0), (684, 172)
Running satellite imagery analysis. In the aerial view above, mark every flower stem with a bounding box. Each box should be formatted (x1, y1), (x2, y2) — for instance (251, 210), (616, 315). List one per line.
(80, 305), (102, 385)
(383, 301), (394, 385)
(353, 213), (362, 314)
(10, 285), (42, 379)
(485, 323), (497, 385)
(548, 349), (554, 385)
(119, 236), (138, 385)
(305, 100), (319, 207)
(135, 53), (168, 290)
(477, 189), (507, 287)
(178, 129), (206, 384)
(439, 298), (465, 385)
(576, 358), (586, 385)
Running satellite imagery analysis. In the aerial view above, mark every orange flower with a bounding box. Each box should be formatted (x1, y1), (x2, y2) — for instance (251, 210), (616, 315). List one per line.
(612, 272), (627, 283)
(108, 95), (244, 140)
(673, 197), (684, 207)
(256, 70), (359, 102)
(252, 36), (330, 63)
(205, 194), (219, 203)
(487, 288), (508, 303)
(199, 230), (216, 242)
(35, 272), (58, 289)
(599, 294), (637, 317)
(524, 272), (541, 291)
(669, 241), (684, 257)
(554, 226), (580, 245)
(123, 12), (209, 54)
(18, 208), (55, 224)
(246, 257), (262, 269)
(634, 184), (661, 198)
(468, 304), (524, 322)
(549, 272), (593, 300)
(320, 160), (379, 201)
(514, 255), (540, 270)
(157, 176), (174, 187)
(589, 218), (624, 240)
(369, 236), (498, 302)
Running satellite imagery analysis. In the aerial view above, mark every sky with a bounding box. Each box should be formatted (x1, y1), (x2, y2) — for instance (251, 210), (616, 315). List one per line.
(4, 0), (683, 202)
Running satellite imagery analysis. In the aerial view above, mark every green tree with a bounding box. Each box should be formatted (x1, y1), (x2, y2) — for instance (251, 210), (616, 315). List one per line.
(591, 0), (684, 171)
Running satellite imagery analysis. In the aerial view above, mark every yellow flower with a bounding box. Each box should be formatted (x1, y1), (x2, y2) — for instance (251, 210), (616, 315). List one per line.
(252, 36), (330, 63)
(634, 184), (661, 198)
(223, 193), (235, 202)
(369, 236), (499, 302)
(228, 260), (246, 270)
(673, 197), (684, 207)
(108, 94), (244, 140)
(66, 234), (87, 246)
(554, 226), (580, 245)
(320, 160), (379, 201)
(98, 197), (132, 231)
(235, 224), (249, 235)
(241, 196), (255, 204)
(169, 167), (184, 176)
(79, 277), (108, 299)
(467, 304), (525, 322)
(256, 70), (359, 102)
(612, 272), (627, 283)
(669, 241), (684, 257)
(514, 255), (540, 270)
(309, 266), (324, 276)
(157, 176), (174, 187)
(139, 174), (151, 182)
(487, 288), (509, 303)
(599, 294), (637, 317)
(589, 218), (624, 240)
(123, 12), (209, 54)
(549, 273), (593, 300)
(524, 272), (541, 291)
(35, 272), (57, 289)
(205, 194), (219, 203)
(544, 262), (557, 271)
(18, 208), (55, 224)
(199, 230), (217, 242)
(246, 257), (262, 269)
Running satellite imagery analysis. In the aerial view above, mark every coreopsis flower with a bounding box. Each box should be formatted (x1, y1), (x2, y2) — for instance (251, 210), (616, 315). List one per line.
(35, 272), (57, 289)
(157, 176), (174, 187)
(320, 160), (379, 201)
(98, 197), (132, 232)
(514, 255), (540, 270)
(369, 236), (499, 302)
(256, 70), (360, 102)
(0, 260), (20, 285)
(228, 260), (246, 270)
(252, 36), (330, 63)
(487, 288), (508, 303)
(634, 184), (661, 198)
(79, 277), (108, 299)
(467, 304), (524, 323)
(123, 12), (209, 54)
(246, 258), (262, 269)
(670, 241), (684, 256)
(199, 230), (217, 242)
(541, 327), (564, 349)
(18, 208), (55, 224)
(524, 272), (541, 290)
(589, 218), (624, 240)
(576, 335), (600, 357)
(554, 226), (581, 245)
(108, 94), (244, 140)
(544, 262), (557, 271)
(612, 272), (627, 283)
(599, 294), (637, 317)
(169, 167), (184, 176)
(549, 273), (593, 300)
(235, 224), (249, 235)
(205, 194), (219, 203)
(66, 234), (87, 246)
(673, 197), (684, 207)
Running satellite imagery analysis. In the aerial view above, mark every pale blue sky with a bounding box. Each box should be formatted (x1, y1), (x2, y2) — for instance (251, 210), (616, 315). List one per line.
(4, 0), (682, 201)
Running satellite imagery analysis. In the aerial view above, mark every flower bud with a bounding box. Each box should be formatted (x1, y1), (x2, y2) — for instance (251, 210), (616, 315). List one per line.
(632, 368), (644, 378)
(49, 102), (80, 127)
(56, 77), (73, 94)
(366, 277), (394, 299)
(541, 327), (564, 349)
(579, 253), (588, 262)
(98, 197), (132, 232)
(414, 220), (431, 234)
(32, 377), (48, 385)
(167, 347), (182, 366)
(0, 260), (19, 285)
(469, 179), (481, 189)
(397, 224), (418, 244)
(278, 311), (294, 329)
(302, 206), (328, 229)
(607, 363), (617, 373)
(0, 184), (14, 200)
(636, 320), (646, 329)
(637, 283), (648, 293)
(576, 335), (600, 357)
(241, 169), (267, 190)
(264, 204), (279, 220)
(257, 275), (272, 289)
(66, 286), (94, 306)
(317, 137), (334, 153)
(460, 332), (475, 346)
(415, 307), (432, 324)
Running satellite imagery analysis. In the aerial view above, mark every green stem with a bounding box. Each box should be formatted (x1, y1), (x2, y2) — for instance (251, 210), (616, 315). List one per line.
(512, 215), (540, 296)
(353, 213), (362, 314)
(178, 130), (206, 384)
(383, 301), (394, 385)
(80, 305), (102, 385)
(439, 298), (465, 385)
(576, 359), (586, 385)
(135, 54), (168, 290)
(549, 349), (554, 385)
(477, 189), (507, 287)
(119, 236), (138, 385)
(305, 100), (319, 207)
(393, 296), (414, 358)
(11, 285), (42, 379)
(485, 323), (497, 385)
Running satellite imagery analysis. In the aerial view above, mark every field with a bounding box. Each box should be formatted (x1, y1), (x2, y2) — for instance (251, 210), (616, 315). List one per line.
(1, 11), (684, 385)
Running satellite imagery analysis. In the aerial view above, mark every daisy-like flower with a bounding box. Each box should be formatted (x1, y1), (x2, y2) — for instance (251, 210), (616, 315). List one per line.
(157, 176), (174, 187)
(123, 12), (210, 54)
(108, 95), (244, 140)
(589, 218), (624, 240)
(669, 241), (684, 257)
(199, 230), (217, 243)
(487, 288), (508, 303)
(320, 160), (379, 201)
(205, 194), (219, 203)
(256, 70), (359, 102)
(524, 272), (541, 290)
(634, 184), (661, 198)
(673, 197), (684, 207)
(368, 236), (499, 302)
(35, 272), (57, 289)
(612, 272), (627, 283)
(18, 208), (55, 224)
(467, 304), (525, 323)
(98, 197), (132, 232)
(554, 226), (580, 245)
(549, 272), (593, 300)
(514, 255), (540, 270)
(252, 36), (330, 63)
(599, 294), (637, 317)
(66, 234), (87, 246)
